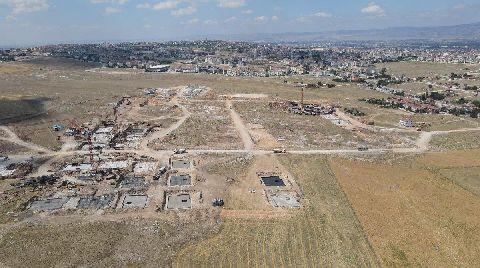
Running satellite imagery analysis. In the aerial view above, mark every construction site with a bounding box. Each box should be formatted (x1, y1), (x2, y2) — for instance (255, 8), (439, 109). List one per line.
(1, 84), (311, 219)
(1, 58), (480, 267)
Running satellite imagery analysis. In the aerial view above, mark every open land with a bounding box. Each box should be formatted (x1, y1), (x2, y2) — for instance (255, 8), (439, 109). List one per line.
(1, 57), (480, 267)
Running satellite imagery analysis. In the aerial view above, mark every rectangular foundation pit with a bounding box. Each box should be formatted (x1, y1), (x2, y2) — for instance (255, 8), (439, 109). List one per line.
(166, 193), (192, 210)
(169, 174), (192, 187)
(29, 198), (69, 211)
(121, 194), (148, 209)
(171, 160), (191, 169)
(261, 176), (286, 187)
(77, 194), (114, 209)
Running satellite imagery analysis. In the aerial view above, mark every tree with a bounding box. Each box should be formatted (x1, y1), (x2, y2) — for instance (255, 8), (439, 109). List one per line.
(472, 100), (480, 108)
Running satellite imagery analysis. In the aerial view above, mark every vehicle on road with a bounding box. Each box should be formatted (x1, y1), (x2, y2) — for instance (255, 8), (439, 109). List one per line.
(273, 148), (287, 154)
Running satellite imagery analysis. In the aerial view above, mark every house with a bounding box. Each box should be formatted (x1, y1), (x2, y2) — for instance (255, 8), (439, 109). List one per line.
(399, 118), (413, 128)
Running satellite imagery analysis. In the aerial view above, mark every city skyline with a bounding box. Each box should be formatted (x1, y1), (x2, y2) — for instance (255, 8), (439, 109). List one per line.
(1, 0), (480, 46)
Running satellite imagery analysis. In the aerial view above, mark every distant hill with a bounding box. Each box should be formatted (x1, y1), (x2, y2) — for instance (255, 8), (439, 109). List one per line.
(199, 22), (480, 42)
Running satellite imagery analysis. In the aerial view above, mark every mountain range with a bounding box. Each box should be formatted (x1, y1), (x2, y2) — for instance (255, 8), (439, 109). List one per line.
(198, 22), (480, 43)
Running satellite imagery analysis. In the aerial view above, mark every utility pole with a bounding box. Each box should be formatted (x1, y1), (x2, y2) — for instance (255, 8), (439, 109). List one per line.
(301, 86), (305, 110)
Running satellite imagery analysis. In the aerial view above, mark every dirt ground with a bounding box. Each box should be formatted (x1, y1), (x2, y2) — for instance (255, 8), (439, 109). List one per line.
(2, 58), (475, 150)
(234, 101), (416, 149)
(0, 214), (220, 268)
(430, 131), (480, 150)
(2, 57), (480, 267)
(0, 140), (30, 154)
(330, 152), (480, 267)
(151, 100), (243, 150)
(375, 62), (480, 77)
(173, 155), (379, 267)
(0, 58), (389, 150)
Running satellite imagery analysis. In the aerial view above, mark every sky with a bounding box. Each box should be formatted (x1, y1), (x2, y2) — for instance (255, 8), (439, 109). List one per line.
(1, 0), (480, 46)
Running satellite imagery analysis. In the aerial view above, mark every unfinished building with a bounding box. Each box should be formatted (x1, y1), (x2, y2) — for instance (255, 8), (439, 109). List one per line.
(111, 123), (152, 150)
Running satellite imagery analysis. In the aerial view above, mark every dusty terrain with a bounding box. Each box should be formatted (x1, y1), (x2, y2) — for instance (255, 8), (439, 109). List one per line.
(174, 155), (379, 267)
(330, 152), (480, 267)
(1, 57), (480, 267)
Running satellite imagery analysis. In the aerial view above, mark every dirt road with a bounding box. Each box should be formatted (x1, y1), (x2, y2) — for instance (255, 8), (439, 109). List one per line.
(0, 126), (52, 153)
(226, 100), (254, 150)
(138, 97), (191, 157)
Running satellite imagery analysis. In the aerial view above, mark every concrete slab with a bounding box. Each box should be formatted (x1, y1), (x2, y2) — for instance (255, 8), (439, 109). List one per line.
(77, 194), (114, 209)
(134, 162), (157, 174)
(122, 194), (148, 209)
(267, 192), (300, 208)
(63, 163), (92, 172)
(166, 193), (192, 210)
(171, 160), (191, 169)
(169, 175), (192, 187)
(99, 161), (129, 170)
(120, 177), (147, 189)
(29, 198), (69, 211)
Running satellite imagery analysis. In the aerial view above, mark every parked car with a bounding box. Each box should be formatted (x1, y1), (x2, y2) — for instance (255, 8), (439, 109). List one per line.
(273, 148), (287, 154)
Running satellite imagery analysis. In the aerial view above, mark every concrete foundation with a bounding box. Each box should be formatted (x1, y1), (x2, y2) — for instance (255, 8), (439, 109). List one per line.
(171, 160), (191, 169)
(267, 192), (300, 208)
(169, 174), (192, 187)
(29, 198), (69, 211)
(166, 193), (192, 209)
(77, 194), (114, 209)
(122, 194), (148, 209)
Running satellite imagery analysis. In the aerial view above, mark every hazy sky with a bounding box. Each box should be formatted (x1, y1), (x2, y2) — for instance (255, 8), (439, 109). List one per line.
(1, 0), (480, 46)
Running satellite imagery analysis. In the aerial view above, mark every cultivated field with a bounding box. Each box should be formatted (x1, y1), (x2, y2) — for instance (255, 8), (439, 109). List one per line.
(174, 155), (379, 267)
(330, 152), (480, 267)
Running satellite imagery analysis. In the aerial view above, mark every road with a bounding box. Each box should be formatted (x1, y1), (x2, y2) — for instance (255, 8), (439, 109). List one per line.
(3, 97), (480, 178)
(226, 99), (254, 150)
(0, 126), (52, 154)
(138, 97), (191, 158)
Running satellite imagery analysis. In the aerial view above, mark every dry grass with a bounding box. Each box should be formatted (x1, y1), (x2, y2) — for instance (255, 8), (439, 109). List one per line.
(364, 111), (480, 131)
(2, 58), (478, 149)
(152, 100), (243, 150)
(375, 62), (480, 77)
(0, 140), (30, 154)
(418, 149), (480, 168)
(438, 167), (480, 197)
(330, 154), (480, 267)
(173, 155), (379, 267)
(390, 82), (444, 94)
(0, 63), (28, 74)
(234, 101), (364, 149)
(0, 214), (220, 267)
(430, 131), (480, 150)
